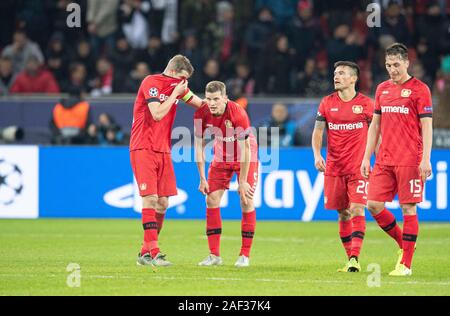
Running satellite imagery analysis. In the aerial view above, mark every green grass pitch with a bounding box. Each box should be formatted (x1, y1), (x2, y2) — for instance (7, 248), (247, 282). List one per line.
(0, 219), (449, 296)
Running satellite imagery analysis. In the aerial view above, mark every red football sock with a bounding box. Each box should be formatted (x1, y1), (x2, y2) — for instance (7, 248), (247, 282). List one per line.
(373, 208), (403, 249)
(156, 211), (165, 235)
(401, 215), (419, 269)
(142, 208), (160, 258)
(240, 211), (256, 257)
(339, 220), (352, 258)
(350, 216), (366, 258)
(206, 208), (222, 256)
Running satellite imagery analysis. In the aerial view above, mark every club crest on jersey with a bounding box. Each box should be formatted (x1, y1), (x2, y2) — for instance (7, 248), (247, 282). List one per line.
(352, 105), (363, 114)
(225, 120), (233, 128)
(401, 89), (412, 98)
(149, 87), (158, 97)
(140, 183), (147, 191)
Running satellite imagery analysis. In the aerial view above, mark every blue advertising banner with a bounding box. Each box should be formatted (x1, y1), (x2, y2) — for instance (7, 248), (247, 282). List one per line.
(37, 147), (450, 221)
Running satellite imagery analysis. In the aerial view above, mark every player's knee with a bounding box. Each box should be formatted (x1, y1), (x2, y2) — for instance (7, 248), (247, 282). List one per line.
(142, 195), (158, 209)
(350, 206), (365, 217)
(401, 203), (416, 216)
(206, 195), (220, 208)
(338, 209), (351, 221)
(157, 198), (169, 210)
(367, 201), (383, 215)
(240, 199), (254, 212)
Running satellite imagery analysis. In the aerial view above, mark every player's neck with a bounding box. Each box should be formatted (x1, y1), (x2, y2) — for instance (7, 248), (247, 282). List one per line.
(337, 88), (357, 102)
(393, 74), (412, 85)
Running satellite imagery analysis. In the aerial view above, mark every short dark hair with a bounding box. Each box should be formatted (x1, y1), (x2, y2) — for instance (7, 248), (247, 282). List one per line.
(334, 61), (360, 77)
(386, 42), (408, 60)
(205, 81), (226, 95)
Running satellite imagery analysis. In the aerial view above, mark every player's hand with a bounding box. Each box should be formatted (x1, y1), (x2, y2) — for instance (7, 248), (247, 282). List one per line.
(238, 181), (251, 205)
(173, 80), (188, 97)
(314, 155), (326, 172)
(361, 159), (371, 179)
(198, 179), (209, 195)
(419, 159), (432, 182)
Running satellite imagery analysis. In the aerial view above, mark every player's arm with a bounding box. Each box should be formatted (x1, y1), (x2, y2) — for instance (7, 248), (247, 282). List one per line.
(148, 80), (187, 121)
(361, 113), (381, 178)
(183, 92), (204, 109)
(419, 117), (433, 181)
(238, 137), (252, 205)
(194, 134), (209, 195)
(312, 120), (326, 172)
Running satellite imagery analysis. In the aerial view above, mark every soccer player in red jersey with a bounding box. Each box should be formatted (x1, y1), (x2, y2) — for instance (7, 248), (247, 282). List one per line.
(312, 61), (374, 272)
(194, 81), (258, 267)
(361, 43), (433, 276)
(130, 55), (203, 267)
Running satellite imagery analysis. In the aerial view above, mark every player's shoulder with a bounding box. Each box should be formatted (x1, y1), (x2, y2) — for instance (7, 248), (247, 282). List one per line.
(356, 92), (374, 104)
(228, 100), (248, 118)
(410, 77), (431, 93)
(320, 92), (338, 105)
(194, 102), (210, 118)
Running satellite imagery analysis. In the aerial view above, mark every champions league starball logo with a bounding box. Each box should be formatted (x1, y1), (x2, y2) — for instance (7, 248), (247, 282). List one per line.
(0, 159), (23, 206)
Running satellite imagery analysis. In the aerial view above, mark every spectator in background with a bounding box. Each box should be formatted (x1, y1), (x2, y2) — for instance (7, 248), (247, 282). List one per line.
(72, 39), (97, 80)
(1, 29), (44, 74)
(86, 0), (120, 55)
(410, 61), (432, 89)
(287, 0), (322, 71)
(137, 35), (167, 74)
(254, 0), (297, 29)
(62, 63), (89, 94)
(377, 2), (411, 45)
(90, 57), (114, 96)
(118, 0), (150, 50)
(179, 0), (217, 34)
(326, 24), (364, 77)
(97, 113), (126, 145)
(226, 60), (255, 99)
(15, 0), (49, 49)
(203, 1), (242, 71)
(297, 58), (332, 97)
(50, 87), (92, 144)
(46, 32), (69, 89)
(258, 34), (296, 94)
(195, 58), (222, 91)
(109, 35), (135, 82)
(0, 57), (16, 96)
(118, 62), (150, 93)
(258, 103), (299, 147)
(180, 32), (204, 75)
(244, 7), (277, 59)
(10, 55), (60, 94)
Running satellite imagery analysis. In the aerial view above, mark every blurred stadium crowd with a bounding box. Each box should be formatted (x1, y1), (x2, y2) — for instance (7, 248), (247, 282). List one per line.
(2, 0), (450, 97)
(1, 0), (450, 145)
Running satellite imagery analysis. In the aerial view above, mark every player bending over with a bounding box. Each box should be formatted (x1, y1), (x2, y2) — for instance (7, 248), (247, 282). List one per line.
(130, 55), (203, 267)
(194, 81), (259, 267)
(361, 43), (433, 276)
(312, 61), (374, 272)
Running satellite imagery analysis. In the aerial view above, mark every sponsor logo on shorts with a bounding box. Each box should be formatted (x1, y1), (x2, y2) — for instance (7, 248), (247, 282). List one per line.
(352, 105), (363, 114)
(382, 90), (389, 94)
(401, 89), (412, 97)
(330, 108), (338, 112)
(140, 183), (147, 191)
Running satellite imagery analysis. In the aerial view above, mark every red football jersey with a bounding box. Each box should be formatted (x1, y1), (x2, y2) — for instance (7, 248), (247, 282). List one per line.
(374, 77), (433, 166)
(317, 92), (374, 176)
(130, 74), (185, 153)
(194, 100), (258, 167)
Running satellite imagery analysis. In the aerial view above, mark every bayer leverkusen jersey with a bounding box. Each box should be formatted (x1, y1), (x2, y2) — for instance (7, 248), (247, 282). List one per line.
(194, 100), (258, 168)
(374, 77), (433, 166)
(317, 92), (374, 176)
(130, 74), (189, 153)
